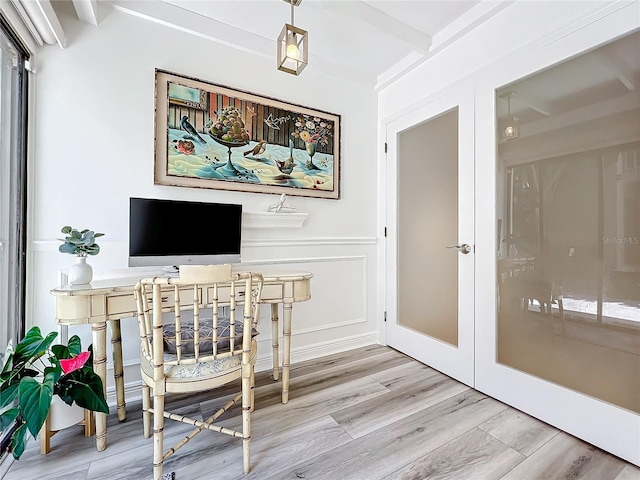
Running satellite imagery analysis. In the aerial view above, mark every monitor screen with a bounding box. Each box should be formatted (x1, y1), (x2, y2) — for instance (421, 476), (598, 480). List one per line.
(129, 197), (242, 267)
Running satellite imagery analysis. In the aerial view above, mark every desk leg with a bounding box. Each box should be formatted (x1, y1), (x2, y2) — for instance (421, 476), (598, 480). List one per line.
(271, 304), (280, 381)
(92, 322), (108, 451)
(109, 319), (126, 422)
(282, 301), (292, 404)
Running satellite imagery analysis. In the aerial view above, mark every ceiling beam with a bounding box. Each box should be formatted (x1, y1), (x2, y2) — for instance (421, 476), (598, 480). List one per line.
(520, 91), (639, 138)
(318, 0), (432, 54)
(591, 49), (637, 92)
(72, 0), (98, 26)
(509, 88), (558, 117)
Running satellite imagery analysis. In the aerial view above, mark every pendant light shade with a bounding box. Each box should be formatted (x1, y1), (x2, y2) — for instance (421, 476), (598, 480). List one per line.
(277, 0), (308, 75)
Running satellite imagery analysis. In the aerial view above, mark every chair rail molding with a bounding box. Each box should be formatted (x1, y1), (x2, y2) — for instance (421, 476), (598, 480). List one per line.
(32, 237), (378, 251)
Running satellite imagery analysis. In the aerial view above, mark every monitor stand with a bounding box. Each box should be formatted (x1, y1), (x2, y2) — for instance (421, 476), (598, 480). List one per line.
(162, 265), (179, 277)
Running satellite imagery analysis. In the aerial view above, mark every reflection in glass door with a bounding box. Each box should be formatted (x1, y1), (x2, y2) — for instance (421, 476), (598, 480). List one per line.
(498, 146), (640, 413)
(495, 33), (639, 414)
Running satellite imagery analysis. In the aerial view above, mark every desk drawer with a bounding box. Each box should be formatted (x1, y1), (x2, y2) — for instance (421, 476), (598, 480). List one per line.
(262, 284), (283, 301)
(106, 294), (137, 317)
(113, 287), (200, 316)
(56, 294), (110, 324)
(200, 284), (279, 303)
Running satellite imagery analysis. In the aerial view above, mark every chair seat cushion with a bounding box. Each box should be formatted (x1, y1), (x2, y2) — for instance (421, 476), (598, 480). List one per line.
(140, 339), (258, 382)
(162, 317), (258, 355)
(163, 354), (241, 379)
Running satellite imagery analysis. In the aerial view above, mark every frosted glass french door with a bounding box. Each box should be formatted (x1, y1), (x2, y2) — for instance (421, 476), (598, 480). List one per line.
(385, 86), (475, 386)
(475, 14), (640, 466)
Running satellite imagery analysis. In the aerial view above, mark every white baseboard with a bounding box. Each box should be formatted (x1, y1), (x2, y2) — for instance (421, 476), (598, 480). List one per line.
(108, 331), (380, 406)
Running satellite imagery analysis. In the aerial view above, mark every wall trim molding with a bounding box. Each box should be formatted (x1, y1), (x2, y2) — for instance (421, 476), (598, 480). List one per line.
(244, 237), (377, 248)
(31, 237), (378, 251)
(280, 317), (368, 337)
(241, 254), (368, 266)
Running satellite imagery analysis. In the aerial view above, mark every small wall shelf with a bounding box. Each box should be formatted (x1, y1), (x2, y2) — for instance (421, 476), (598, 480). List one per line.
(243, 211), (308, 229)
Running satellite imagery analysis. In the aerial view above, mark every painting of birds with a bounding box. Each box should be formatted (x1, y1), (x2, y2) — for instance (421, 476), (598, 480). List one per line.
(264, 113), (291, 130)
(275, 138), (295, 175)
(264, 114), (279, 130)
(244, 140), (267, 158)
(180, 115), (206, 144)
(275, 157), (295, 175)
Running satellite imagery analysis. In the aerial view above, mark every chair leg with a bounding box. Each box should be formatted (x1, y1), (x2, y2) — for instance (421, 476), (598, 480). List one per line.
(142, 384), (152, 438)
(558, 298), (566, 335)
(250, 366), (256, 413)
(153, 392), (165, 480)
(242, 368), (252, 474)
(546, 298), (553, 319)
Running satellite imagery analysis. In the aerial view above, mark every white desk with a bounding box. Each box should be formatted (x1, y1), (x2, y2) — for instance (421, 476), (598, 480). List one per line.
(50, 268), (313, 451)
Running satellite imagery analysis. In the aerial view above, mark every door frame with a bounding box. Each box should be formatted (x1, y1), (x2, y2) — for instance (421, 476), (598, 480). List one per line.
(384, 83), (475, 387)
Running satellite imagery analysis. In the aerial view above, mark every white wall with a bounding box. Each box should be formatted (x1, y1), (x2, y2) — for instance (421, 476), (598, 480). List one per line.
(27, 1), (379, 400)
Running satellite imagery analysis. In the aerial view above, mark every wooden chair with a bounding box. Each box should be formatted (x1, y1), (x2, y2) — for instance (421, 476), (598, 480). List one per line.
(134, 265), (263, 480)
(499, 248), (575, 332)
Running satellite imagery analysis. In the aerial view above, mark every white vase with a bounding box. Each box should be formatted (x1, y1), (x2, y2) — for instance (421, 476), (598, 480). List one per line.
(68, 256), (93, 285)
(49, 396), (85, 431)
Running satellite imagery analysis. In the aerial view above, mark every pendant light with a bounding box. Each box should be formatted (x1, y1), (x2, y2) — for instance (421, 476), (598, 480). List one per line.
(277, 0), (308, 75)
(500, 91), (519, 140)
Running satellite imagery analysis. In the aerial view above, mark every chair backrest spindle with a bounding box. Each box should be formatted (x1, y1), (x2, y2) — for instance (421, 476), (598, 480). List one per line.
(135, 266), (264, 368)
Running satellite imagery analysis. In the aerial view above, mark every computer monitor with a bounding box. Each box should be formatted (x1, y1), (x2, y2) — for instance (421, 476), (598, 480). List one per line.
(128, 197), (242, 268)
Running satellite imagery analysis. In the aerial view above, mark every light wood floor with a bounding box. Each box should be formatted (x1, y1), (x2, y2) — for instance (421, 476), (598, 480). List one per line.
(4, 345), (639, 480)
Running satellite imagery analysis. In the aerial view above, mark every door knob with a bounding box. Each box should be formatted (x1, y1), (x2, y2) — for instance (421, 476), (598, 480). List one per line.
(446, 243), (471, 254)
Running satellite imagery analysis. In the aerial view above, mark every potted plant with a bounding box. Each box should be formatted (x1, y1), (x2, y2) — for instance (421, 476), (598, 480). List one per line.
(0, 326), (109, 459)
(58, 226), (104, 285)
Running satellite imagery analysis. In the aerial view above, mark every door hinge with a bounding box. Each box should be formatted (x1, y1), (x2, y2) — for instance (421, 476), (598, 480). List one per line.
(384, 311), (387, 322)
(384, 227), (387, 237)
(384, 142), (387, 153)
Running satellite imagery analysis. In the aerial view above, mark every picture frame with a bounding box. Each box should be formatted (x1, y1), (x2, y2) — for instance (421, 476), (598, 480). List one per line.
(154, 69), (341, 199)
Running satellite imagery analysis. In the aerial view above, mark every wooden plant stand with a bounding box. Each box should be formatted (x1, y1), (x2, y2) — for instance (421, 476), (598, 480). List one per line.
(40, 408), (94, 454)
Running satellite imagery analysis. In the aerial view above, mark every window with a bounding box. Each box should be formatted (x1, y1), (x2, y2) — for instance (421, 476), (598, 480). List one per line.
(0, 13), (29, 453)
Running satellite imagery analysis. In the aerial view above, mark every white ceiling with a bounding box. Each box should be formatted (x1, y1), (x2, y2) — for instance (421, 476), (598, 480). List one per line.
(59, 0), (638, 138)
(149, 1), (638, 125)
(102, 0), (496, 89)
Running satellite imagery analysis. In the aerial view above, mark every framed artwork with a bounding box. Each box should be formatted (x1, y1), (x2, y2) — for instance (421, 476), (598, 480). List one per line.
(154, 69), (341, 199)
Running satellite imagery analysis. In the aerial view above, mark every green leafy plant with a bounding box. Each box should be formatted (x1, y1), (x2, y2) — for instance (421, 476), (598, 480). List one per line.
(0, 327), (109, 459)
(58, 226), (104, 257)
